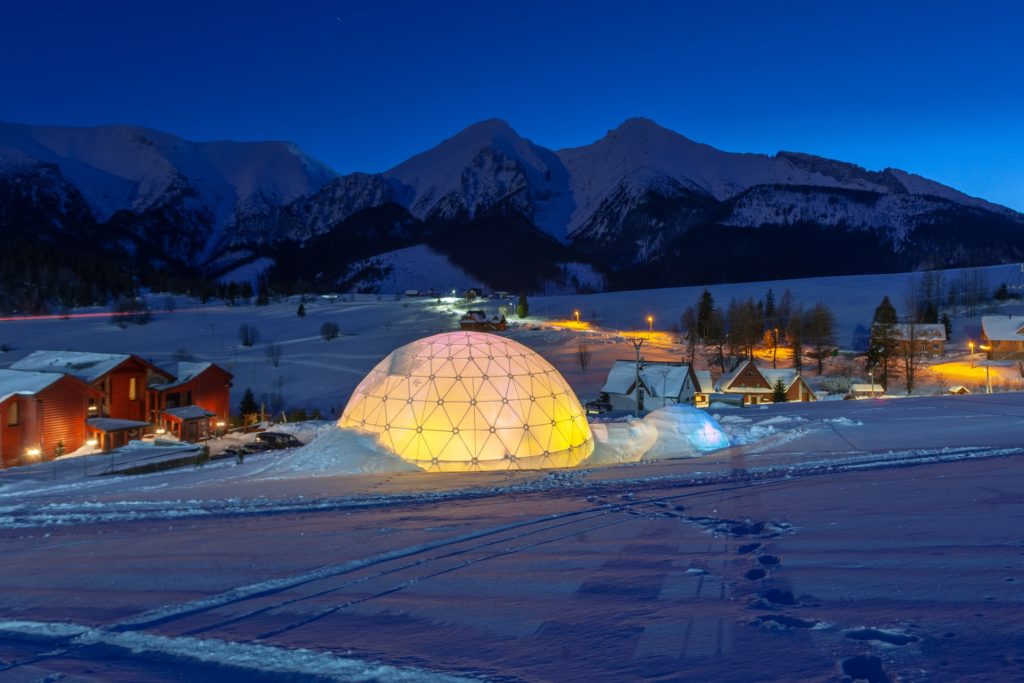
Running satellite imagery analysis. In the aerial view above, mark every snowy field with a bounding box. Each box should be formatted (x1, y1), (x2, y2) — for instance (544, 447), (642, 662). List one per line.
(2, 263), (1024, 680)
(1, 392), (1023, 681)
(1, 262), (1022, 418)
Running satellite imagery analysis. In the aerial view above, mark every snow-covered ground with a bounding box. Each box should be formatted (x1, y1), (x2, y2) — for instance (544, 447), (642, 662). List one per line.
(0, 392), (1022, 680)
(2, 261), (1020, 422)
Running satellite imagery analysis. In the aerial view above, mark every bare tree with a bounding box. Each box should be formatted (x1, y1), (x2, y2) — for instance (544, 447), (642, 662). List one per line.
(576, 341), (592, 371)
(265, 342), (283, 368)
(900, 320), (926, 394)
(704, 308), (728, 373)
(320, 322), (340, 341)
(238, 323), (259, 347)
(804, 302), (837, 375)
(681, 306), (699, 366)
(787, 305), (804, 373)
(726, 298), (763, 361)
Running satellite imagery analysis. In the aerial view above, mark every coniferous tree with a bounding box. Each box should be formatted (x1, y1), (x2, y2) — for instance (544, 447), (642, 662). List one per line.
(516, 293), (529, 318)
(297, 302), (306, 317)
(868, 296), (899, 389)
(239, 388), (258, 418)
(696, 289), (715, 339)
(771, 377), (788, 403)
(256, 277), (270, 306)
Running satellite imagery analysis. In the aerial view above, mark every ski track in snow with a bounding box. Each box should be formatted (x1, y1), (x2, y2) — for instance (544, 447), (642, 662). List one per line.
(0, 618), (474, 682)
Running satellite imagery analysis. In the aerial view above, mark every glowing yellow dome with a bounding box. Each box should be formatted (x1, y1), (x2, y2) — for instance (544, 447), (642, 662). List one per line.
(339, 331), (593, 471)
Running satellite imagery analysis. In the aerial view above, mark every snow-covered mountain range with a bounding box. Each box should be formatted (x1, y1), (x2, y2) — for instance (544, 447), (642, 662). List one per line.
(2, 117), (1022, 294)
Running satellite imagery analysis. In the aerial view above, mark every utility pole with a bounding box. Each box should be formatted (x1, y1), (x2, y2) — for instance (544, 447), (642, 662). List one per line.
(631, 336), (645, 418)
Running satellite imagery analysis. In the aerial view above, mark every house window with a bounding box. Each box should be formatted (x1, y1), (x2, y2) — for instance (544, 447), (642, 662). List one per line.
(88, 398), (98, 414)
(129, 377), (137, 401)
(7, 402), (18, 426)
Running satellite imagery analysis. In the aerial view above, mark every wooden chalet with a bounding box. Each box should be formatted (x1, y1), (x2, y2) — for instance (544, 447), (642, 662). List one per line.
(849, 382), (885, 399)
(715, 360), (816, 405)
(11, 350), (173, 423)
(4, 351), (233, 459)
(598, 360), (699, 412)
(980, 315), (1024, 360)
(891, 323), (946, 357)
(0, 369), (101, 467)
(459, 310), (508, 332)
(150, 362), (232, 441)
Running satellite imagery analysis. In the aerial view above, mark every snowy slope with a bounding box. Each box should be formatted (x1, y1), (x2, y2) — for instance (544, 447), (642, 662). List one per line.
(0, 121), (337, 256)
(384, 119), (574, 239)
(342, 245), (481, 293)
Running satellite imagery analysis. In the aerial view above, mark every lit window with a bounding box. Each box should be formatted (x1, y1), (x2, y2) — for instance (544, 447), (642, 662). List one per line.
(6, 402), (18, 426)
(129, 377), (137, 401)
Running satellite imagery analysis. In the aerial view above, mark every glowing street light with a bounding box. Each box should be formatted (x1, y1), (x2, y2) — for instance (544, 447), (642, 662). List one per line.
(574, 310), (580, 323)
(869, 370), (874, 398)
(647, 315), (654, 335)
(969, 341), (975, 367)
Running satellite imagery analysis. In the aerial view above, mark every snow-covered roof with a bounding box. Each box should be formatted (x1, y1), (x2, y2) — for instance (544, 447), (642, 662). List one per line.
(761, 368), (800, 391)
(12, 350), (133, 383)
(639, 363), (692, 398)
(459, 310), (505, 324)
(0, 369), (65, 402)
(151, 362), (214, 390)
(600, 360), (693, 398)
(600, 360), (638, 395)
(162, 405), (214, 420)
(86, 417), (151, 432)
(892, 324), (946, 341)
(981, 316), (1024, 342)
(694, 370), (713, 394)
(716, 361), (812, 397)
(850, 383), (884, 393)
(715, 360), (751, 392)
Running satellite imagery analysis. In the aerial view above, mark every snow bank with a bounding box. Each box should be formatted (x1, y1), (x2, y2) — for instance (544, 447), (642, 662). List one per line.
(256, 424), (419, 479)
(641, 405), (731, 460)
(585, 419), (658, 465)
(585, 406), (730, 465)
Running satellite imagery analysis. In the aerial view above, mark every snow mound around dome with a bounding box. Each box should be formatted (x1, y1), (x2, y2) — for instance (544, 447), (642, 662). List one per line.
(584, 406), (730, 466)
(642, 405), (731, 459)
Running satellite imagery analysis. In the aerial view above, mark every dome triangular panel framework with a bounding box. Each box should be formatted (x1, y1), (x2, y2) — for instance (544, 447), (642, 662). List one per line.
(339, 331), (593, 472)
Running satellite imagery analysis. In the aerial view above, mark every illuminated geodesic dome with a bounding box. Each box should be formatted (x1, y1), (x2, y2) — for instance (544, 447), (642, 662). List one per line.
(642, 405), (731, 460)
(339, 331), (593, 471)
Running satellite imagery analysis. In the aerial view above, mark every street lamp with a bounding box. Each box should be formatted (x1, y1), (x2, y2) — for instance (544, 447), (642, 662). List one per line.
(868, 370), (874, 398)
(574, 310), (580, 323)
(631, 336), (645, 417)
(647, 315), (654, 335)
(969, 341), (975, 367)
(979, 345), (992, 393)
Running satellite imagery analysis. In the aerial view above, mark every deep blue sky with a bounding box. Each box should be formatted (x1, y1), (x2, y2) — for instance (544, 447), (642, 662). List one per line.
(1, 1), (1022, 210)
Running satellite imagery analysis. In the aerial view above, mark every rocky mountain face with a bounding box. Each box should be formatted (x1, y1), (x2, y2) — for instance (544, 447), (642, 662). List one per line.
(2, 118), (1022, 298)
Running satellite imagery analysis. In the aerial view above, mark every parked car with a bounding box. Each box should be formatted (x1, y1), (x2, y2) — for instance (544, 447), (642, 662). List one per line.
(255, 432), (304, 450)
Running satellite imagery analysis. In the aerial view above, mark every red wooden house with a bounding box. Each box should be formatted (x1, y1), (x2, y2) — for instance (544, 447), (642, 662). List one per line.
(0, 369), (101, 468)
(2, 351), (233, 462)
(149, 362), (233, 440)
(715, 359), (817, 405)
(11, 350), (173, 422)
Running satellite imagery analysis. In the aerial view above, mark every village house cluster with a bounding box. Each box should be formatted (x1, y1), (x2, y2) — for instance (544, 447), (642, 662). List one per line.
(0, 350), (231, 468)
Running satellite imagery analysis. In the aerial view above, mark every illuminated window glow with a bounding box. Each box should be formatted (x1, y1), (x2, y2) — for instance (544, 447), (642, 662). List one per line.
(340, 331), (593, 471)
